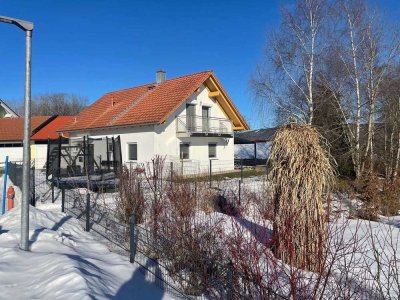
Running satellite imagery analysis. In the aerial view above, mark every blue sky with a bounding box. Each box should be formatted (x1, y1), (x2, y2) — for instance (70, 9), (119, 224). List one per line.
(0, 0), (399, 128)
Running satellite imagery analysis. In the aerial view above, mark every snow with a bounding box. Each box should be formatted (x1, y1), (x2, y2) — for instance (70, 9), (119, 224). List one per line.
(0, 202), (173, 300)
(1, 169), (399, 298)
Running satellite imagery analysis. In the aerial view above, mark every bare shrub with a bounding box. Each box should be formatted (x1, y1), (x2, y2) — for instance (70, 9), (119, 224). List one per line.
(143, 155), (167, 233)
(269, 124), (335, 272)
(115, 165), (145, 224)
(156, 180), (226, 296)
(354, 173), (400, 219)
(381, 178), (400, 216)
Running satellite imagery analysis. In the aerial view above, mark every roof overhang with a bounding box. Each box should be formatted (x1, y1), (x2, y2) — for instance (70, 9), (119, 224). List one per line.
(60, 121), (158, 134)
(203, 74), (250, 131)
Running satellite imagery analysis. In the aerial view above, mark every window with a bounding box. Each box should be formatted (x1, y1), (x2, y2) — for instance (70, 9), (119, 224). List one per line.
(127, 143), (137, 161)
(108, 142), (113, 152)
(180, 143), (190, 159)
(0, 143), (23, 147)
(209, 143), (217, 158)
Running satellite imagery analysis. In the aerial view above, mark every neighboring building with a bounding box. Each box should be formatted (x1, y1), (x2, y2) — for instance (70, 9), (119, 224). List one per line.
(0, 115), (73, 168)
(60, 70), (249, 172)
(0, 99), (19, 118)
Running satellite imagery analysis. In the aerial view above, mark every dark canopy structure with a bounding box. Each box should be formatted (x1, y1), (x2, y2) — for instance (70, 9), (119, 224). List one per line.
(234, 127), (278, 166)
(234, 128), (278, 144)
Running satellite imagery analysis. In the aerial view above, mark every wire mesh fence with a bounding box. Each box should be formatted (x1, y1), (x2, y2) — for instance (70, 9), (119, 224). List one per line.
(62, 185), (284, 299)
(59, 157), (287, 299)
(5, 160), (54, 206)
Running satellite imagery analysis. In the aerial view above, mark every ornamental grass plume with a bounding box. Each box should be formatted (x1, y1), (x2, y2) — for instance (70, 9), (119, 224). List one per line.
(269, 124), (334, 272)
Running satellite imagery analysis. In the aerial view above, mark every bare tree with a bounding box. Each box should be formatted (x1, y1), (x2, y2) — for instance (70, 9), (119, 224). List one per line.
(252, 0), (329, 125)
(16, 93), (87, 116)
(361, 17), (400, 173)
(379, 65), (400, 179)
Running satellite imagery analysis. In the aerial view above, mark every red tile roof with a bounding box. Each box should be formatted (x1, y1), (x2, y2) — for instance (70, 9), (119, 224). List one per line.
(31, 116), (74, 140)
(0, 116), (52, 142)
(61, 71), (215, 131)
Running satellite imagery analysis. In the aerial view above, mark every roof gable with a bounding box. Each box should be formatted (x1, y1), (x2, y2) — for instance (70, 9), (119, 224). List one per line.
(61, 70), (249, 132)
(0, 100), (19, 118)
(31, 116), (74, 140)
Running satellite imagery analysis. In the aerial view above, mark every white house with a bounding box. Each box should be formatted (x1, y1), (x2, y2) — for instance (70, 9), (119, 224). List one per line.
(60, 70), (249, 173)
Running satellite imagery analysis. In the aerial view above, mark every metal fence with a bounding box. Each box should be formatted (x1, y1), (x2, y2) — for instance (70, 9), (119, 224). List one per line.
(6, 160), (53, 206)
(62, 188), (280, 299)
(60, 163), (283, 300)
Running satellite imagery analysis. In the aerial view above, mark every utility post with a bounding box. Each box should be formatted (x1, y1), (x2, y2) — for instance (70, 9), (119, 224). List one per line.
(0, 16), (34, 251)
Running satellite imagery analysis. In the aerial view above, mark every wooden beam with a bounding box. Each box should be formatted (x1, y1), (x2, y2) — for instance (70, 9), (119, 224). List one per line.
(208, 91), (220, 98)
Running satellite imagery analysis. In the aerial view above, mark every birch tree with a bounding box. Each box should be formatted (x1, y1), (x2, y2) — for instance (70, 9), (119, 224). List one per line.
(252, 0), (328, 125)
(361, 16), (400, 173)
(379, 66), (400, 179)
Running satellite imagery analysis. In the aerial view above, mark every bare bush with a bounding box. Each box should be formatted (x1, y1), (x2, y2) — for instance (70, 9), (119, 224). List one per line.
(353, 173), (400, 219)
(156, 180), (226, 295)
(115, 165), (145, 224)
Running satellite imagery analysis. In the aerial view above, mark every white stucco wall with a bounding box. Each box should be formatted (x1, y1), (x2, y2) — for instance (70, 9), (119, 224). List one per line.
(32, 144), (48, 169)
(0, 146), (23, 163)
(0, 142), (47, 169)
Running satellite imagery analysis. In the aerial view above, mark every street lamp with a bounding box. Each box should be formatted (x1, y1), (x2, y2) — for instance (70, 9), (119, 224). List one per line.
(0, 16), (33, 251)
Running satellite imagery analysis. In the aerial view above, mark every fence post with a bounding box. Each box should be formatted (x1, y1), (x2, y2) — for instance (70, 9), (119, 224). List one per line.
(1, 156), (8, 215)
(51, 182), (55, 203)
(61, 187), (65, 213)
(238, 180), (241, 206)
(170, 161), (173, 185)
(85, 193), (90, 232)
(31, 165), (36, 207)
(209, 159), (212, 188)
(129, 214), (137, 263)
(227, 260), (234, 300)
(180, 159), (182, 176)
(194, 180), (197, 200)
(240, 159), (243, 182)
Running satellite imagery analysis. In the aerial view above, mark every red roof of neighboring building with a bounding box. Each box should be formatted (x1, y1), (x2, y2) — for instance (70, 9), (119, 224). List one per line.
(31, 116), (74, 140)
(60, 70), (249, 132)
(0, 116), (52, 142)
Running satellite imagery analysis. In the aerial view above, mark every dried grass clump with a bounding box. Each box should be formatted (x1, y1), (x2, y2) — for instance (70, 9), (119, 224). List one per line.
(269, 124), (334, 272)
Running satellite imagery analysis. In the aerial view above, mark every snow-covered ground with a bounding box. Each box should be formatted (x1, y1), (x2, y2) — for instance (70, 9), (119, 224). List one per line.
(0, 202), (173, 300)
(2, 169), (399, 298)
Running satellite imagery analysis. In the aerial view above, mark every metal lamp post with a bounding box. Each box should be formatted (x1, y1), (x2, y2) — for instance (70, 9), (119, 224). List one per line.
(0, 16), (34, 251)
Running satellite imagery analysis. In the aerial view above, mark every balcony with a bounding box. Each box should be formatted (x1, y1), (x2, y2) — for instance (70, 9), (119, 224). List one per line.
(176, 115), (233, 138)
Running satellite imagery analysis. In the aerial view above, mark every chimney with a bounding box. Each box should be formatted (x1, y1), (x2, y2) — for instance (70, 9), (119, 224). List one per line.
(156, 69), (166, 84)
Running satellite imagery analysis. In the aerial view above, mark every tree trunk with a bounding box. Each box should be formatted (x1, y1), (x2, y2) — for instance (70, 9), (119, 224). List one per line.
(393, 130), (400, 179)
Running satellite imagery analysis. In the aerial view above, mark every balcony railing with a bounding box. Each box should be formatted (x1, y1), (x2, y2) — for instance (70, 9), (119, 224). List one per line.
(176, 115), (233, 137)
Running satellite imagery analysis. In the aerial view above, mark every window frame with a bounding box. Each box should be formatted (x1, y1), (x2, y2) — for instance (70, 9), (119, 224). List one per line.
(180, 143), (190, 160)
(126, 143), (138, 162)
(208, 143), (217, 159)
